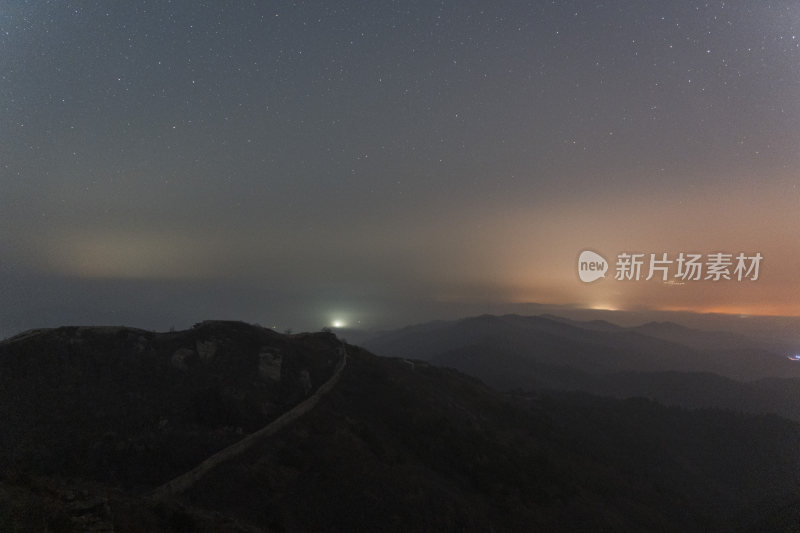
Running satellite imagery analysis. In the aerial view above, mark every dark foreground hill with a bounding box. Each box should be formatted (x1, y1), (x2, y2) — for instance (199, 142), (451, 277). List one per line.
(0, 321), (341, 487)
(1, 322), (799, 531)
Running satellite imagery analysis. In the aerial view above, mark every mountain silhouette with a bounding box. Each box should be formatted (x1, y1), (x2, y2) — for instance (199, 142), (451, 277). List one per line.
(1, 320), (799, 531)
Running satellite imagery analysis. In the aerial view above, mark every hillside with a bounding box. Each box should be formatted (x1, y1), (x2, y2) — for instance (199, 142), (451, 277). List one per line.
(180, 345), (800, 532)
(0, 321), (342, 487)
(1, 322), (799, 531)
(364, 314), (800, 381)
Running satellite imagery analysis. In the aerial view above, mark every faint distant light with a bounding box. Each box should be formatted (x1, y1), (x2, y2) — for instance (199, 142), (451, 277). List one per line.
(332, 320), (346, 328)
(589, 303), (618, 311)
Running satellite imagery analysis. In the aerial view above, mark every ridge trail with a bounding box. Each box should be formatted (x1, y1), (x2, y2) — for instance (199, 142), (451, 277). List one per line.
(151, 340), (348, 499)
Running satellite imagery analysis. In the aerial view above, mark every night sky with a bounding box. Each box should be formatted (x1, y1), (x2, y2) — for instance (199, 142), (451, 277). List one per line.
(2, 1), (799, 335)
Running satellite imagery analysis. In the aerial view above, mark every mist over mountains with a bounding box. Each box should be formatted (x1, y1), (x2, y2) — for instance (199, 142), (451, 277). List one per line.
(364, 313), (800, 421)
(365, 313), (800, 379)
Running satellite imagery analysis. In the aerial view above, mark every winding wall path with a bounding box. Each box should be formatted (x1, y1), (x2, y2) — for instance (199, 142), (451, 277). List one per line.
(151, 341), (348, 499)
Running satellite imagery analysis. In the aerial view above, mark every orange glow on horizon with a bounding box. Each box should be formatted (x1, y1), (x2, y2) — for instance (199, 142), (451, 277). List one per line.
(652, 303), (800, 318)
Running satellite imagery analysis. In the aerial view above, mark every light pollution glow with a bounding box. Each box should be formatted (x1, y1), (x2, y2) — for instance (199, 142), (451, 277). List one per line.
(2, 1), (800, 335)
(23, 177), (800, 319)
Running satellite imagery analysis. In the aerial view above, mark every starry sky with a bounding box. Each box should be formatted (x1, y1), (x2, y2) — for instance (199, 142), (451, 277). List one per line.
(1, 1), (799, 335)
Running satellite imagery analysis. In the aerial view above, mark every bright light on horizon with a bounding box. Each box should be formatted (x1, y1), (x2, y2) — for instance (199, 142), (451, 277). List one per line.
(588, 303), (620, 311)
(331, 319), (346, 328)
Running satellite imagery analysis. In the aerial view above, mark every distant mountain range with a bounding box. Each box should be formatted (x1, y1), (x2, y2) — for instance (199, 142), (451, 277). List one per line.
(364, 313), (800, 420)
(1, 320), (799, 531)
(365, 313), (800, 380)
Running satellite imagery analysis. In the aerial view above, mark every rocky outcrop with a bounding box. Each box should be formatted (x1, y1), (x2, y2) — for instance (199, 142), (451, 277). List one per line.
(258, 348), (282, 381)
(195, 340), (217, 360)
(170, 347), (195, 370)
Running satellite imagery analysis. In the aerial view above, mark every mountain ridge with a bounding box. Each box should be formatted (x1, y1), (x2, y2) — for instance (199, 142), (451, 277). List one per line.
(2, 320), (800, 531)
